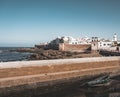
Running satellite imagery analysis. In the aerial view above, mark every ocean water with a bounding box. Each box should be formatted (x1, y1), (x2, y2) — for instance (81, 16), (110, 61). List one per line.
(0, 47), (32, 62)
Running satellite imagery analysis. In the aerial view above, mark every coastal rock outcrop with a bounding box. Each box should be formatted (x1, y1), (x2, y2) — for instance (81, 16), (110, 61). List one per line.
(10, 48), (102, 60)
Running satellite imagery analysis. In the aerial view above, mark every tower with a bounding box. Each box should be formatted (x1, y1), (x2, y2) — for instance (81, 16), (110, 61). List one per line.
(113, 33), (118, 46)
(113, 33), (117, 42)
(91, 37), (99, 51)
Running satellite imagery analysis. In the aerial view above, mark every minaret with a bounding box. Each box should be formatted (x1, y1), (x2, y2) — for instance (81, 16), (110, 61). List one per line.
(113, 33), (118, 46)
(113, 33), (117, 42)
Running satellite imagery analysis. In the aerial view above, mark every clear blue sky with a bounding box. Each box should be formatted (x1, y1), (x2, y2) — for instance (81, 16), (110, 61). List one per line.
(0, 0), (120, 47)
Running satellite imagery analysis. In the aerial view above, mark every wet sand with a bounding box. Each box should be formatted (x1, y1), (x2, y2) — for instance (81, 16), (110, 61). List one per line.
(1, 75), (120, 97)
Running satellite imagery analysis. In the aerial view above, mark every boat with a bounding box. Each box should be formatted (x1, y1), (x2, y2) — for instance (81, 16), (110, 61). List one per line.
(83, 74), (110, 87)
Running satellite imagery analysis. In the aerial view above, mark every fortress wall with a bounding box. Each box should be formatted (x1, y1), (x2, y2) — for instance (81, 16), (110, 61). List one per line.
(59, 43), (91, 51)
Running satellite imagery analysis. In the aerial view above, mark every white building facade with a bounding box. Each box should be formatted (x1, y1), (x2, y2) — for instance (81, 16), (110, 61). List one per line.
(112, 33), (117, 42)
(98, 41), (112, 50)
(50, 33), (119, 51)
(50, 36), (91, 45)
(91, 33), (119, 51)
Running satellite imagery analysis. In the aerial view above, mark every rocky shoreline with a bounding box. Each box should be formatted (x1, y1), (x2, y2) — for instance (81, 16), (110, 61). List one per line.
(10, 48), (102, 60)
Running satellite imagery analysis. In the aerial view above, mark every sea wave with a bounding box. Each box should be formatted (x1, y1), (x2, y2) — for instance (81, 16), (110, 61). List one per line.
(0, 50), (3, 53)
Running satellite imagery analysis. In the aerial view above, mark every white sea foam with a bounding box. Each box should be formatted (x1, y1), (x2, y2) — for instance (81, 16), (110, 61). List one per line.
(0, 50), (3, 53)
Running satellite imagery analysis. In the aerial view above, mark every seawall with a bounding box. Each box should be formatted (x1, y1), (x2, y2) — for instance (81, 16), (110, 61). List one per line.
(0, 56), (120, 96)
(0, 56), (120, 68)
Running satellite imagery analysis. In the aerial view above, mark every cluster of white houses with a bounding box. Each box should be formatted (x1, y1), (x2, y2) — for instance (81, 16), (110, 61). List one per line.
(49, 33), (120, 51)
(35, 33), (120, 51)
(92, 33), (120, 51)
(50, 36), (91, 45)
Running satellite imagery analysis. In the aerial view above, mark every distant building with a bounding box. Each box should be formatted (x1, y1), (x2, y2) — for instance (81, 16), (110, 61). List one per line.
(50, 36), (91, 45)
(76, 36), (91, 44)
(47, 36), (91, 51)
(91, 33), (119, 51)
(112, 33), (118, 46)
(91, 37), (99, 50)
(98, 41), (112, 50)
(35, 33), (119, 52)
(112, 33), (117, 42)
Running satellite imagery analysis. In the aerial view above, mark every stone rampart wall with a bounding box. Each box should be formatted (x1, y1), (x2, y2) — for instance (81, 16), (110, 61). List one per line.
(59, 43), (91, 51)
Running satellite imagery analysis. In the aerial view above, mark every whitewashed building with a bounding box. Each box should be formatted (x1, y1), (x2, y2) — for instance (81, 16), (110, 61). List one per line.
(98, 41), (112, 50)
(112, 33), (117, 42)
(76, 36), (91, 44)
(91, 33), (119, 51)
(50, 36), (91, 45)
(49, 33), (119, 51)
